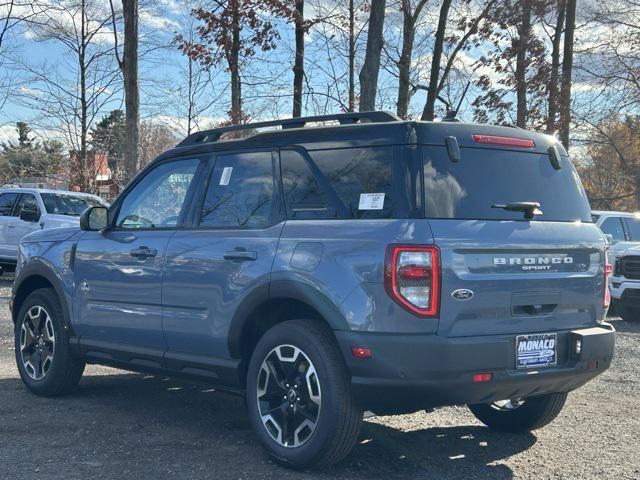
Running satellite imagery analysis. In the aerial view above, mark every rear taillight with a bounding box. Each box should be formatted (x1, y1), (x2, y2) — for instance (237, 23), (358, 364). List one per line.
(384, 245), (440, 317)
(604, 252), (613, 309)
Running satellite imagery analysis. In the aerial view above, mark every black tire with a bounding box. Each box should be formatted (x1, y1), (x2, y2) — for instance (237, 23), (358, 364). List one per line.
(14, 288), (85, 396)
(613, 299), (640, 322)
(468, 393), (567, 433)
(246, 319), (362, 469)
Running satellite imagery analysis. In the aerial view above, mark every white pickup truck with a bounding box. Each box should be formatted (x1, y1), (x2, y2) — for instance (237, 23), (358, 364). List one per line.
(0, 187), (108, 273)
(593, 210), (640, 321)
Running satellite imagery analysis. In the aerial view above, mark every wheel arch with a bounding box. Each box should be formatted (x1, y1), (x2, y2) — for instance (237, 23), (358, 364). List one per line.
(12, 263), (73, 334)
(229, 280), (350, 380)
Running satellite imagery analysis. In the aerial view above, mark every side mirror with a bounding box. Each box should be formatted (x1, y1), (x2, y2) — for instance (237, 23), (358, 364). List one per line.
(19, 205), (40, 223)
(80, 206), (108, 231)
(604, 233), (614, 245)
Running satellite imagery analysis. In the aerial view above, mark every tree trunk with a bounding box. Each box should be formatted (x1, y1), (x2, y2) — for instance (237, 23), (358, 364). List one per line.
(123, 0), (139, 182)
(359, 0), (386, 111)
(348, 0), (355, 111)
(559, 0), (576, 150)
(547, 0), (566, 134)
(421, 0), (452, 121)
(229, 0), (242, 124)
(79, 0), (89, 193)
(292, 0), (304, 117)
(187, 57), (194, 135)
(515, 1), (532, 128)
(396, 0), (414, 119)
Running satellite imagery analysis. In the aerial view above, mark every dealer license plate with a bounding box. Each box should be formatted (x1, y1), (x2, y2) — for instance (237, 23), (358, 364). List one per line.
(516, 333), (557, 369)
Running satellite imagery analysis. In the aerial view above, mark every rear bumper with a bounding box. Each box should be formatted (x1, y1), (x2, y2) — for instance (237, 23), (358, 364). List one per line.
(335, 324), (615, 414)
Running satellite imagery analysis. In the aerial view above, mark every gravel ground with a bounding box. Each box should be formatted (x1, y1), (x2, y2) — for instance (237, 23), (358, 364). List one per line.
(0, 272), (638, 480)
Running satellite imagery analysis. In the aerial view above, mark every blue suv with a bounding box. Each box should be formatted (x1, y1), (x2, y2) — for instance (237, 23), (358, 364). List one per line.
(10, 112), (615, 468)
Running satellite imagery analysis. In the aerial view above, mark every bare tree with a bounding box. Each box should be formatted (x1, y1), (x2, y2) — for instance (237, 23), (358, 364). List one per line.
(421, 0), (452, 120)
(138, 120), (178, 167)
(420, 0), (497, 121)
(109, 0), (139, 182)
(394, 0), (431, 118)
(177, 0), (299, 124)
(15, 0), (121, 192)
(546, 0), (565, 134)
(304, 0), (369, 114)
(293, 0), (305, 117)
(359, 0), (386, 111)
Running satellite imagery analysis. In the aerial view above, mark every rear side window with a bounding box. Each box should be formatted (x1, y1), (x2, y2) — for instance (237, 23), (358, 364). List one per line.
(423, 147), (592, 222)
(281, 150), (335, 219)
(624, 217), (640, 241)
(600, 217), (626, 242)
(200, 151), (276, 228)
(308, 146), (394, 219)
(0, 193), (18, 216)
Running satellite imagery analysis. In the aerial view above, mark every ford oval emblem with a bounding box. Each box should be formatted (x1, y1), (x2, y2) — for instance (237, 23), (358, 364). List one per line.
(452, 289), (474, 301)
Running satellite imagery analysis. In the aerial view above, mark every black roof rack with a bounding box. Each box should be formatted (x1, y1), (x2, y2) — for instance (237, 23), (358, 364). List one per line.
(176, 111), (402, 147)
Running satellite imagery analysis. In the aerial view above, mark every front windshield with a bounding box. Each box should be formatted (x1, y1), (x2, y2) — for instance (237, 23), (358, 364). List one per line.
(41, 193), (105, 217)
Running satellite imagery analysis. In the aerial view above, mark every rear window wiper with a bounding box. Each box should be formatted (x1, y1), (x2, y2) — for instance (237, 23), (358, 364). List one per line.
(491, 202), (543, 220)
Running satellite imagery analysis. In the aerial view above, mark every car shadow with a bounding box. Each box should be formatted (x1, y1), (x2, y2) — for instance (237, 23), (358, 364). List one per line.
(0, 371), (534, 479)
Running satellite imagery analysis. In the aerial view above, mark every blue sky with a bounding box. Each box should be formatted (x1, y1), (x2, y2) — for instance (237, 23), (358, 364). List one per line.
(0, 0), (620, 149)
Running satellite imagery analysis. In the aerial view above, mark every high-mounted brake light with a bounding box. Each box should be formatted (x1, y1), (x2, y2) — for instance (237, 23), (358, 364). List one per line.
(472, 134), (535, 149)
(384, 245), (440, 317)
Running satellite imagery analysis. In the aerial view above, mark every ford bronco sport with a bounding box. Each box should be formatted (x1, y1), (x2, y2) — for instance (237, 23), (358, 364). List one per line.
(11, 112), (615, 469)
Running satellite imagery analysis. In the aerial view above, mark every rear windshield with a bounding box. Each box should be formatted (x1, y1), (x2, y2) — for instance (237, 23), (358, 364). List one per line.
(423, 146), (592, 222)
(41, 193), (104, 216)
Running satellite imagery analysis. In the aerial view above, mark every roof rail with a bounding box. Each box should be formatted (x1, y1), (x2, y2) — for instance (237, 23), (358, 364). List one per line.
(177, 111), (402, 147)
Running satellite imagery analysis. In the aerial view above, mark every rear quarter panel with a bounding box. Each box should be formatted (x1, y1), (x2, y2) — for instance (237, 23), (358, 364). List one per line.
(273, 219), (438, 333)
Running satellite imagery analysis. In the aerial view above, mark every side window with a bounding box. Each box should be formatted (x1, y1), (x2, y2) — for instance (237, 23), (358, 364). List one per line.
(199, 151), (275, 228)
(624, 218), (640, 241)
(115, 158), (200, 229)
(0, 193), (19, 216)
(308, 147), (394, 219)
(14, 194), (39, 218)
(600, 217), (626, 242)
(281, 150), (335, 219)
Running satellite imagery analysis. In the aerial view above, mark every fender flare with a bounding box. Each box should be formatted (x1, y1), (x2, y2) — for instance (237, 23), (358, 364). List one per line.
(12, 260), (74, 333)
(227, 279), (349, 358)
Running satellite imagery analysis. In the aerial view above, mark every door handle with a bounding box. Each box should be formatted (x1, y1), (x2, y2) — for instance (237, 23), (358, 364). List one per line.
(130, 246), (158, 259)
(8, 224), (15, 229)
(224, 250), (257, 261)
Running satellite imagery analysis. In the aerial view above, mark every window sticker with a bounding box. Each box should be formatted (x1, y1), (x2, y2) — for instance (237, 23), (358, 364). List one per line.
(220, 167), (233, 185)
(358, 193), (385, 210)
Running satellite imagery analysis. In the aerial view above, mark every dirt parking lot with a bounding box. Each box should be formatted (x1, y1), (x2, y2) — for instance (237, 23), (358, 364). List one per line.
(0, 272), (638, 480)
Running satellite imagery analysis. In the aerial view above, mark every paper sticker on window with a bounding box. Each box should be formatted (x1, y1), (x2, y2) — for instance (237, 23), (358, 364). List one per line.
(220, 167), (233, 185)
(358, 193), (385, 210)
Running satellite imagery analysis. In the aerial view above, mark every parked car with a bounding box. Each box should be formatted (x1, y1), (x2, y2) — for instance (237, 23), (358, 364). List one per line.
(0, 188), (107, 272)
(11, 112), (615, 469)
(592, 210), (640, 321)
(592, 210), (640, 257)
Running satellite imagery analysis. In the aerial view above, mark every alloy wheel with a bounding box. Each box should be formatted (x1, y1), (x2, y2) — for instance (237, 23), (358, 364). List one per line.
(491, 398), (525, 411)
(20, 306), (55, 380)
(256, 344), (321, 448)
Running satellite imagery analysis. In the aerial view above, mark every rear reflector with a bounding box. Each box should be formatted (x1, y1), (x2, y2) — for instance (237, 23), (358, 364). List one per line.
(472, 134), (535, 149)
(351, 347), (372, 359)
(472, 373), (493, 383)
